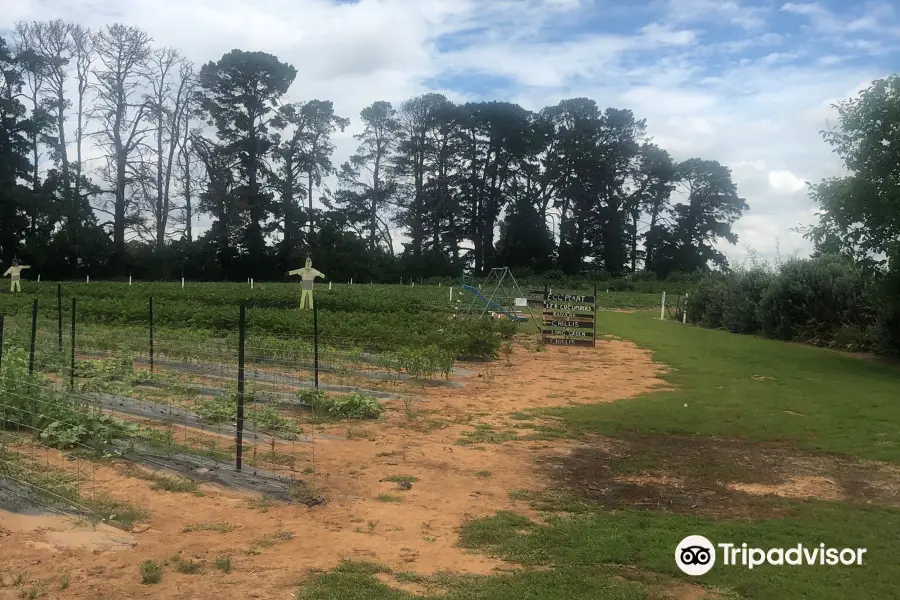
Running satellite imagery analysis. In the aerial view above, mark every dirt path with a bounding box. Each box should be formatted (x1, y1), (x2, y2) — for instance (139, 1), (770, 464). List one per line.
(0, 339), (666, 599)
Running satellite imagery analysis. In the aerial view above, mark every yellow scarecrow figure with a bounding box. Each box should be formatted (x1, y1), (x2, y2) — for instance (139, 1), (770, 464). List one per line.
(3, 259), (30, 293)
(288, 258), (325, 310)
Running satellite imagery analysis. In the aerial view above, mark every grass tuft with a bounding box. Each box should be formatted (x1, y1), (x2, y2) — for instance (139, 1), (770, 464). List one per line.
(139, 560), (162, 585)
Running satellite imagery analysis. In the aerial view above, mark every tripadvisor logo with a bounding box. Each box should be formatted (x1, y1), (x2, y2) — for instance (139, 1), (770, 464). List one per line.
(675, 536), (867, 576)
(676, 535), (716, 576)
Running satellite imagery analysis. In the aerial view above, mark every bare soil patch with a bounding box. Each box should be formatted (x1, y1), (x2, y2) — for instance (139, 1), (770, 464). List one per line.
(543, 433), (900, 518)
(0, 338), (664, 599)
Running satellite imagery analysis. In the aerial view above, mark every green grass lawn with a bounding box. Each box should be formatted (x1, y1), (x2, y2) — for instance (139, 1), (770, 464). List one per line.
(554, 312), (900, 462)
(298, 312), (900, 600)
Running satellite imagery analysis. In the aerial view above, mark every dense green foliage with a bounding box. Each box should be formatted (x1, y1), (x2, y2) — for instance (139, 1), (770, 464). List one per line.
(0, 347), (134, 450)
(689, 256), (884, 352)
(801, 75), (900, 355)
(0, 282), (509, 358)
(684, 74), (900, 356)
(298, 389), (383, 420)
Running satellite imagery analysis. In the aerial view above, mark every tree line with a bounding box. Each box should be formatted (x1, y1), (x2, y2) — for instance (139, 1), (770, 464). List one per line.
(686, 73), (900, 355)
(0, 21), (750, 282)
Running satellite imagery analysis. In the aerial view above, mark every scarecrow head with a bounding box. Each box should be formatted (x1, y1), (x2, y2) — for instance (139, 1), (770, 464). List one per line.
(305, 257), (312, 268)
(11, 258), (19, 267)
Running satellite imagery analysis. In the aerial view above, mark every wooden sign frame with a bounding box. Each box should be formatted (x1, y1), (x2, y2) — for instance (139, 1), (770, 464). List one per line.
(540, 284), (597, 347)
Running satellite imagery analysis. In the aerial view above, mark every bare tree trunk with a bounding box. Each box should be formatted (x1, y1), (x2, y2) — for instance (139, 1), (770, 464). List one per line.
(308, 169), (314, 243)
(307, 131), (319, 243)
(91, 23), (151, 273)
(371, 153), (380, 258)
(29, 21), (74, 199)
(155, 67), (165, 250)
(177, 73), (197, 244)
(181, 142), (193, 242)
(283, 152), (294, 251)
(72, 25), (92, 203)
(147, 49), (189, 251)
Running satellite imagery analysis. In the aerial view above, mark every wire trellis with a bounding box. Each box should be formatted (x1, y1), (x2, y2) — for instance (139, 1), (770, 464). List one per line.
(0, 297), (451, 520)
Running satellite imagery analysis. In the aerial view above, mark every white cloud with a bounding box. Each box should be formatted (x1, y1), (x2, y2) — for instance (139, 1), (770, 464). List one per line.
(542, 0), (586, 11)
(768, 170), (807, 193)
(666, 0), (769, 29)
(3, 0), (896, 266)
(780, 1), (896, 36)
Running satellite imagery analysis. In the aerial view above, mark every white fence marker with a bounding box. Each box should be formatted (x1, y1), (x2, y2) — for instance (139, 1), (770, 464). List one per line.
(683, 294), (688, 324)
(181, 277), (185, 289)
(450, 287), (453, 302)
(250, 278), (254, 290)
(660, 291), (666, 320)
(329, 281), (332, 290)
(86, 275), (89, 284)
(129, 275), (132, 286)
(37, 274), (40, 283)
(350, 278), (353, 285)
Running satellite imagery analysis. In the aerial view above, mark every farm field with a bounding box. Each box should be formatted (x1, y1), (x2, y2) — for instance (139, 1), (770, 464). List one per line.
(0, 282), (509, 358)
(3, 295), (893, 598)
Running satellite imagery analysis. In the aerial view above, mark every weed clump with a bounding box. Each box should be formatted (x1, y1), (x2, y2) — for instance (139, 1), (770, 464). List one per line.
(299, 389), (383, 419)
(140, 560), (163, 584)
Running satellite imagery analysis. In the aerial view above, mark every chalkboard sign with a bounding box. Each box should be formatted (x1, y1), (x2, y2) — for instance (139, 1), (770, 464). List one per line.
(540, 289), (596, 347)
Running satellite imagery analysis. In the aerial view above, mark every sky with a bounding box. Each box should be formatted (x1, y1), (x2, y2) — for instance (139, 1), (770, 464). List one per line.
(3, 0), (899, 266)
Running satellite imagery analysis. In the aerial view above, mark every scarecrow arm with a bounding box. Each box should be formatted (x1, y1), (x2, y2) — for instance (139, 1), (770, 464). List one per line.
(288, 269), (302, 276)
(313, 269), (325, 279)
(20, 265), (30, 270)
(2, 269), (9, 277)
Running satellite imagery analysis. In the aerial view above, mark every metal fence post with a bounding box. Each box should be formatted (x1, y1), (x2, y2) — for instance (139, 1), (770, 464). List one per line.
(149, 297), (154, 374)
(314, 302), (319, 389)
(236, 303), (246, 471)
(57, 284), (63, 353)
(28, 299), (38, 374)
(70, 298), (76, 392)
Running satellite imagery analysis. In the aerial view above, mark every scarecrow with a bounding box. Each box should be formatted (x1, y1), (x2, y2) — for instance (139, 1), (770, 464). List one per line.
(3, 259), (30, 293)
(288, 258), (326, 310)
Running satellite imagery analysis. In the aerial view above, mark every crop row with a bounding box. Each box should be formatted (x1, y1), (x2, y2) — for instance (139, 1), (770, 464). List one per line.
(3, 282), (453, 313)
(0, 283), (512, 359)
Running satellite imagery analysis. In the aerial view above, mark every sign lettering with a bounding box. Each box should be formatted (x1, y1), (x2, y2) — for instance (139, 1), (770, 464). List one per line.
(540, 288), (596, 347)
(542, 319), (594, 329)
(543, 337), (595, 347)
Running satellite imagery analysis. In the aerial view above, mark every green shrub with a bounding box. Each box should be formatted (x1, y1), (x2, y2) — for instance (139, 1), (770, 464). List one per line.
(394, 345), (455, 379)
(872, 269), (900, 356)
(0, 347), (135, 450)
(298, 389), (383, 419)
(140, 560), (163, 584)
(689, 256), (882, 353)
(720, 267), (773, 334)
(195, 396), (234, 423)
(758, 256), (876, 347)
(686, 276), (729, 329)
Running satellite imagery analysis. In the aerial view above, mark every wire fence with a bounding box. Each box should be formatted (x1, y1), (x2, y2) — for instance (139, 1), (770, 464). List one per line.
(0, 294), (445, 521)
